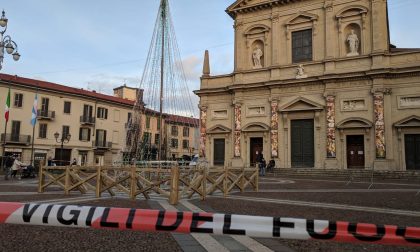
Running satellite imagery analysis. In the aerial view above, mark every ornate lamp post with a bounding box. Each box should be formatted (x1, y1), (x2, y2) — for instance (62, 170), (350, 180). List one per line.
(54, 132), (71, 166)
(0, 10), (21, 71)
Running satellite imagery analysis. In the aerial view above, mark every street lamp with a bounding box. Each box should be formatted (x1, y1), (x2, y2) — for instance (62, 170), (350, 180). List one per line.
(0, 10), (21, 71)
(54, 132), (71, 166)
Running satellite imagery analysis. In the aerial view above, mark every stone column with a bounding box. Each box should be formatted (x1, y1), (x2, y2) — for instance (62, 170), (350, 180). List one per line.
(324, 1), (335, 59)
(234, 103), (242, 157)
(270, 99), (279, 158)
(199, 106), (207, 158)
(233, 20), (243, 71)
(325, 95), (336, 158)
(373, 91), (386, 159)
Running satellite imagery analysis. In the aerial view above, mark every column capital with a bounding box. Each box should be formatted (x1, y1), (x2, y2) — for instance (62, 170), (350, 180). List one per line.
(323, 92), (336, 99)
(371, 88), (392, 95)
(232, 99), (243, 106)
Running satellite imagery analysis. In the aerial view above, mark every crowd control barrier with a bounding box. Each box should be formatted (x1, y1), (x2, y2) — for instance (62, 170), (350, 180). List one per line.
(0, 202), (419, 247)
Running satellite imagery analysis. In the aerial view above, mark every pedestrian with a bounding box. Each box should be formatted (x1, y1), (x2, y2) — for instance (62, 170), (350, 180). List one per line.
(256, 151), (265, 176)
(11, 156), (25, 180)
(4, 155), (15, 180)
(71, 158), (77, 166)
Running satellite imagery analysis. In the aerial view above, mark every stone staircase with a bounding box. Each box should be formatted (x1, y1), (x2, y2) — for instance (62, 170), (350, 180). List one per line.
(269, 168), (420, 180)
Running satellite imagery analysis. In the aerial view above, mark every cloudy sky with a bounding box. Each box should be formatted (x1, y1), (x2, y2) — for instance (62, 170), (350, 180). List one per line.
(1, 0), (419, 97)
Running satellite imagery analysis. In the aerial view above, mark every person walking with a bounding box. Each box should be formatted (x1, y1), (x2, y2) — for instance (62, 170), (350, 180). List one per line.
(11, 156), (25, 180)
(256, 151), (265, 176)
(4, 155), (15, 180)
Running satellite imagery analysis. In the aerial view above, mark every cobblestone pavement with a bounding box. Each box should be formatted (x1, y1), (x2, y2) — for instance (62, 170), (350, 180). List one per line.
(0, 176), (419, 251)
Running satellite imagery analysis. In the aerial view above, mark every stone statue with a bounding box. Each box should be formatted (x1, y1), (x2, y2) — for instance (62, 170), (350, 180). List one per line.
(296, 64), (307, 79)
(252, 46), (263, 68)
(346, 29), (359, 56)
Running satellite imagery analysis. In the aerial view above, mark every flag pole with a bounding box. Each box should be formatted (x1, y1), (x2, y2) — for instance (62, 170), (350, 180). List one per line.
(30, 121), (35, 166)
(1, 118), (7, 170)
(30, 91), (38, 166)
(1, 85), (11, 171)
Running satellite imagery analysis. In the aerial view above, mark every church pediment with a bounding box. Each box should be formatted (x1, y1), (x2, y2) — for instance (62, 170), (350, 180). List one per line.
(207, 125), (232, 134)
(337, 117), (372, 129)
(394, 116), (420, 128)
(226, 0), (305, 18)
(286, 12), (319, 26)
(279, 97), (324, 112)
(242, 122), (270, 132)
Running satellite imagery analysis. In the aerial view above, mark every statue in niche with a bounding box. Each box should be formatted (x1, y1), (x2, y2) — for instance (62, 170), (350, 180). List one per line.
(346, 29), (360, 56)
(296, 64), (307, 79)
(252, 45), (263, 69)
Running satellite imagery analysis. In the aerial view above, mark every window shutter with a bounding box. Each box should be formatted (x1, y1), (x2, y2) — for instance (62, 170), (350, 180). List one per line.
(88, 129), (91, 141)
(97, 109), (100, 118)
(105, 109), (108, 119)
(79, 128), (82, 141)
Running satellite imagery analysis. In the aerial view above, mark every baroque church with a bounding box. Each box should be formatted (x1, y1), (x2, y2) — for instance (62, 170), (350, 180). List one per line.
(195, 0), (420, 170)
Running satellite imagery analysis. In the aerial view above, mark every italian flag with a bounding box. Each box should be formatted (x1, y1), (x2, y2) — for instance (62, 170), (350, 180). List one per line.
(5, 88), (10, 122)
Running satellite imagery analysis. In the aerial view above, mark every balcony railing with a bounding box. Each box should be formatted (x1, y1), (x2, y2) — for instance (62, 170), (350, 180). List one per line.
(125, 122), (139, 130)
(1, 133), (31, 145)
(80, 116), (95, 125)
(93, 141), (112, 149)
(37, 109), (55, 120)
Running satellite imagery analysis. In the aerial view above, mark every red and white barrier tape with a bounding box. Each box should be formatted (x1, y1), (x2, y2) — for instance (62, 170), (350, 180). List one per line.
(0, 202), (419, 246)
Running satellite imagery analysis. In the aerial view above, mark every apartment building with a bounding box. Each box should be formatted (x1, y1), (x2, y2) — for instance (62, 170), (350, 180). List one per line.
(0, 73), (199, 167)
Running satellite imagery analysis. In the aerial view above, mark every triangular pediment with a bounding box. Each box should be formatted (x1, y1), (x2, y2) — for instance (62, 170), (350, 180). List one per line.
(227, 0), (263, 11)
(394, 115), (420, 128)
(242, 122), (270, 132)
(337, 117), (372, 129)
(226, 0), (305, 19)
(207, 125), (232, 134)
(279, 97), (324, 112)
(286, 12), (318, 25)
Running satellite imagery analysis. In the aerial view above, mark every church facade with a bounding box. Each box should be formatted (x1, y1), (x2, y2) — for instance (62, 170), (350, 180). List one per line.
(195, 0), (420, 170)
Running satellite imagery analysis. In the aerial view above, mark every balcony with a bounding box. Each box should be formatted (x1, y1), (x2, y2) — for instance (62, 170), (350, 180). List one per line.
(1, 134), (31, 145)
(37, 110), (55, 120)
(125, 122), (139, 130)
(93, 141), (112, 149)
(80, 116), (95, 125)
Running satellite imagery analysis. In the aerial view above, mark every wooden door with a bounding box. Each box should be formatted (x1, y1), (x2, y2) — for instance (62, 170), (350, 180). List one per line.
(347, 135), (365, 169)
(291, 119), (314, 168)
(55, 149), (72, 166)
(405, 134), (420, 170)
(213, 139), (225, 166)
(250, 137), (263, 167)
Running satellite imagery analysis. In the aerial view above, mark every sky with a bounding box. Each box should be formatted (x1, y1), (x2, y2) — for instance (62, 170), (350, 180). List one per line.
(0, 0), (419, 98)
